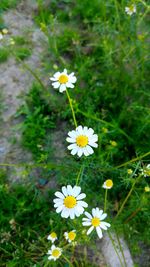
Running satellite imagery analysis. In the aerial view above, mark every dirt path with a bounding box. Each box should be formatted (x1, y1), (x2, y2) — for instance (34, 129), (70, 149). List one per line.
(0, 1), (46, 181)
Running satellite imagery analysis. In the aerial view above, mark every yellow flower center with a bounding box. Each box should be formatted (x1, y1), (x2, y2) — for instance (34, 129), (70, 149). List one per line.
(52, 249), (61, 258)
(102, 127), (108, 133)
(91, 217), (100, 227)
(50, 232), (57, 239)
(145, 186), (150, 192)
(144, 169), (150, 176)
(58, 74), (68, 84)
(68, 231), (76, 241)
(110, 140), (117, 147)
(64, 196), (77, 208)
(127, 169), (133, 175)
(76, 135), (88, 147)
(129, 5), (134, 12)
(105, 179), (113, 188)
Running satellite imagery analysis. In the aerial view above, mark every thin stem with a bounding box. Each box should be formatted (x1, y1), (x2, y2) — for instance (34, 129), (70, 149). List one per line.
(104, 189), (108, 212)
(114, 0), (120, 28)
(124, 207), (141, 224)
(124, 192), (145, 223)
(115, 229), (127, 267)
(22, 63), (50, 97)
(76, 165), (84, 185)
(115, 175), (142, 219)
(66, 89), (77, 128)
(62, 255), (74, 267)
(115, 151), (150, 169)
(108, 231), (125, 267)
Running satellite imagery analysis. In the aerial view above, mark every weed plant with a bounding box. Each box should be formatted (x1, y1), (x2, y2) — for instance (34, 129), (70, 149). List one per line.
(0, 0), (150, 266)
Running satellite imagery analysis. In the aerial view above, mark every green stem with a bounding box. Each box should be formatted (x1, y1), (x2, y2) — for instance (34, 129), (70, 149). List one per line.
(66, 89), (77, 128)
(22, 63), (50, 96)
(62, 255), (74, 267)
(115, 175), (142, 219)
(124, 207), (141, 224)
(76, 165), (84, 185)
(114, 0), (120, 28)
(115, 151), (150, 169)
(115, 229), (127, 267)
(104, 189), (108, 212)
(108, 231), (125, 267)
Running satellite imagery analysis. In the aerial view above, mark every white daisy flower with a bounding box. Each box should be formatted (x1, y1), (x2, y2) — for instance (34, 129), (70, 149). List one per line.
(102, 179), (113, 189)
(50, 69), (77, 93)
(0, 33), (3, 40)
(64, 230), (76, 243)
(47, 245), (62, 261)
(125, 5), (136, 16)
(141, 164), (150, 177)
(82, 208), (111, 239)
(53, 185), (88, 219)
(66, 125), (98, 157)
(47, 232), (57, 243)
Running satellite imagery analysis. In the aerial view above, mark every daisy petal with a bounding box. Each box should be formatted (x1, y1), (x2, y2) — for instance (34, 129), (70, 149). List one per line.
(77, 200), (88, 208)
(55, 192), (64, 199)
(66, 137), (76, 143)
(66, 82), (74, 88)
(72, 186), (81, 197)
(100, 213), (107, 220)
(96, 226), (103, 238)
(52, 82), (60, 88)
(76, 193), (86, 200)
(82, 221), (92, 226)
(59, 84), (66, 92)
(87, 226), (94, 235)
(85, 211), (92, 219)
(56, 205), (64, 213)
(86, 145), (94, 155)
(62, 186), (68, 196)
(69, 76), (77, 83)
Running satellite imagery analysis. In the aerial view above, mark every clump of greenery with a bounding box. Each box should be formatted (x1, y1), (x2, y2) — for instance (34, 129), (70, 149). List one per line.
(15, 47), (32, 60)
(0, 47), (9, 63)
(16, 83), (57, 161)
(0, 172), (100, 267)
(0, 0), (19, 10)
(13, 35), (30, 46)
(0, 0), (150, 266)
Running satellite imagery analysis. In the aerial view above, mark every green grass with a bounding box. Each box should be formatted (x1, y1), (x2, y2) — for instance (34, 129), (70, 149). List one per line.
(0, 172), (100, 267)
(0, 0), (19, 10)
(0, 47), (9, 63)
(15, 47), (32, 60)
(13, 35), (31, 46)
(1, 0), (150, 266)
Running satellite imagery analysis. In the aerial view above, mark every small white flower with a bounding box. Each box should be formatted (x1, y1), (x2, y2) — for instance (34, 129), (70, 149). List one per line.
(102, 179), (113, 189)
(141, 164), (150, 177)
(0, 33), (3, 40)
(53, 185), (88, 219)
(47, 232), (57, 243)
(82, 208), (111, 239)
(47, 245), (62, 261)
(125, 5), (136, 16)
(50, 69), (77, 93)
(64, 230), (76, 243)
(66, 125), (98, 157)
